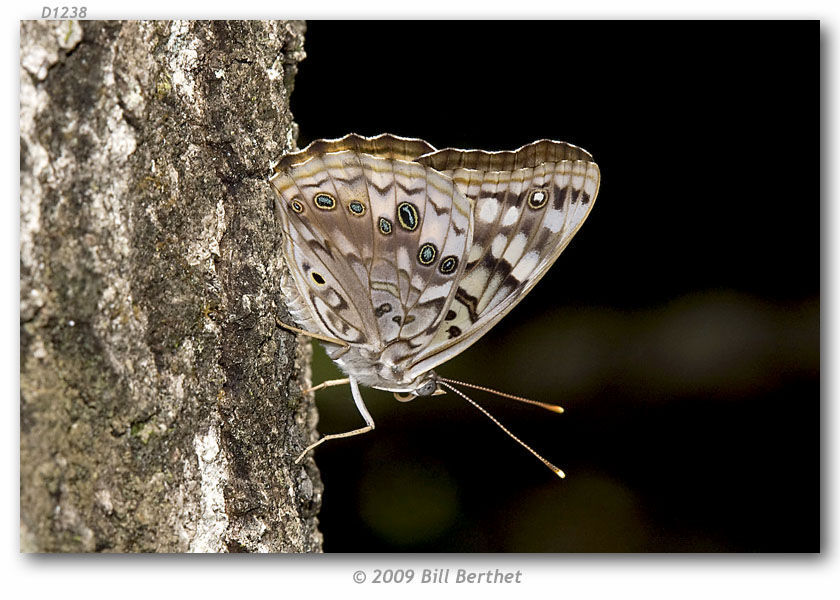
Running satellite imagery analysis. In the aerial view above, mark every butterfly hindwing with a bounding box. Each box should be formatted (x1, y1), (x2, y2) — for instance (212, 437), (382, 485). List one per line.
(271, 135), (473, 365)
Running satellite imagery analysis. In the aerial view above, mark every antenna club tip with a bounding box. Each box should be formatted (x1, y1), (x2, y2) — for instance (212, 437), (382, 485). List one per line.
(555, 469), (566, 479)
(549, 405), (565, 414)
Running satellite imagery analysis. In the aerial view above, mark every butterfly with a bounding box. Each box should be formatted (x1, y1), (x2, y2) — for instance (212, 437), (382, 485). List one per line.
(270, 134), (600, 477)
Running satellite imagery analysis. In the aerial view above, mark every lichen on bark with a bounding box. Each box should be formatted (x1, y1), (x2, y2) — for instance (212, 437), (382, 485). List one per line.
(20, 20), (322, 552)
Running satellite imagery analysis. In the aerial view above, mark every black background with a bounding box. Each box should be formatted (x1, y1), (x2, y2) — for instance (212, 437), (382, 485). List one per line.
(289, 20), (819, 552)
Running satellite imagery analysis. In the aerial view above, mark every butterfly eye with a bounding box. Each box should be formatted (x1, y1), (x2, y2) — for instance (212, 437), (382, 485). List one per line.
(439, 255), (459, 274)
(528, 188), (549, 209)
(314, 193), (336, 210)
(416, 381), (437, 397)
(348, 200), (366, 216)
(397, 202), (419, 231)
(417, 242), (437, 266)
(290, 200), (304, 214)
(310, 272), (326, 286)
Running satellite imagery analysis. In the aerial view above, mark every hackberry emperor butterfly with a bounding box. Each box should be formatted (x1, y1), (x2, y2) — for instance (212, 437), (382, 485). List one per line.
(270, 134), (600, 476)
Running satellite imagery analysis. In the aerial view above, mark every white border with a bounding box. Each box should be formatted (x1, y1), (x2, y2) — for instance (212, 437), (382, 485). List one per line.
(6, 3), (833, 599)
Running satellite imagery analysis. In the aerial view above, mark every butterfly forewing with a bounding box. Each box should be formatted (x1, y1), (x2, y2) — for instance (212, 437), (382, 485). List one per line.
(405, 141), (600, 380)
(416, 138), (594, 171)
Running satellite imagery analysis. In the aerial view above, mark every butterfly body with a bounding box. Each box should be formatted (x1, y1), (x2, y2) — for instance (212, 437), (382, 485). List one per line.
(270, 134), (600, 465)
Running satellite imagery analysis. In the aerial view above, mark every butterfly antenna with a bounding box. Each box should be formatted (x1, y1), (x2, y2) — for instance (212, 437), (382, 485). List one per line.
(438, 381), (565, 478)
(439, 377), (564, 414)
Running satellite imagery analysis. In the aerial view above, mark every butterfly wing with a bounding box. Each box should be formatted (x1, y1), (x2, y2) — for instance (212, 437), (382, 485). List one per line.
(271, 135), (474, 365)
(405, 140), (600, 380)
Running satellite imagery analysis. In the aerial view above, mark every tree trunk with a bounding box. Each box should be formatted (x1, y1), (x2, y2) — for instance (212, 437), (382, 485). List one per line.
(20, 20), (323, 552)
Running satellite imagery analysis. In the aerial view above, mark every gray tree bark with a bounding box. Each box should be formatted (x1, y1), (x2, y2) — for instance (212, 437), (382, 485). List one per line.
(20, 20), (323, 552)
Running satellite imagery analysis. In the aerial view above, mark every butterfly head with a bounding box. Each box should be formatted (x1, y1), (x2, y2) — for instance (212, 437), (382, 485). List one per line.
(392, 372), (446, 402)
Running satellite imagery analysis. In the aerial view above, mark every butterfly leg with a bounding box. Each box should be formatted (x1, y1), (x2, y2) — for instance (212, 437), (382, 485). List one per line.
(275, 318), (349, 347)
(302, 377), (350, 395)
(294, 376), (375, 464)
